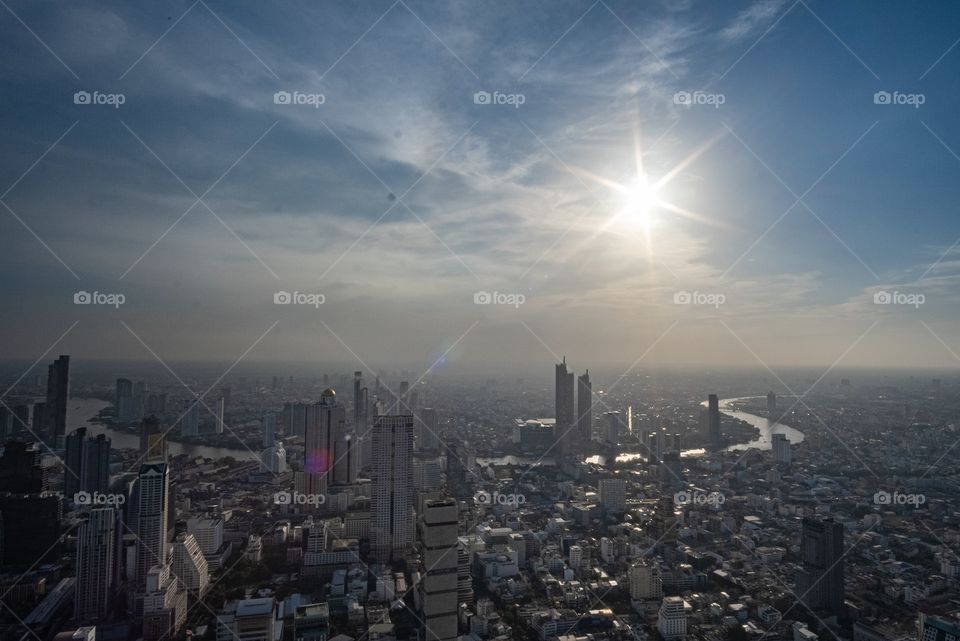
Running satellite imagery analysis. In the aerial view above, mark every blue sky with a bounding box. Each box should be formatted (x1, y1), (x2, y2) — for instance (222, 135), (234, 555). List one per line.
(2, 0), (960, 372)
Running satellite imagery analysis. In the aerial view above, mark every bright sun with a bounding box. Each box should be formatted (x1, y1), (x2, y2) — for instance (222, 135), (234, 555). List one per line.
(622, 174), (659, 219)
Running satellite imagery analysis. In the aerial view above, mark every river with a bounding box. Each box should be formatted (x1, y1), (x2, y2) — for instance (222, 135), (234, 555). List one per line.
(67, 397), (258, 461)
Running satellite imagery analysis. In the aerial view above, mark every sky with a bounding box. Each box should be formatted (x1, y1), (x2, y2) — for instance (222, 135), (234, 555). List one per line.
(2, 0), (960, 375)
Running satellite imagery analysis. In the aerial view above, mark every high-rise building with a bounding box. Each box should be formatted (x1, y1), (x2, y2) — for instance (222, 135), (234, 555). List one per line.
(262, 413), (276, 448)
(920, 614), (960, 641)
(599, 478), (627, 513)
(180, 397), (200, 437)
(116, 378), (139, 422)
(284, 402), (308, 440)
(576, 370), (592, 445)
(554, 357), (575, 454)
(415, 407), (440, 452)
(707, 394), (721, 451)
(604, 411), (620, 445)
(457, 541), (474, 606)
(142, 564), (187, 641)
(370, 415), (414, 563)
(629, 561), (662, 600)
(136, 463), (170, 587)
(64, 427), (111, 500)
(353, 371), (363, 430)
(0, 441), (61, 568)
(796, 517), (845, 617)
(772, 433), (792, 465)
(45, 355), (69, 448)
(213, 397), (226, 434)
(140, 417), (167, 462)
(75, 507), (120, 622)
(657, 596), (687, 640)
(171, 533), (209, 596)
(418, 497), (459, 641)
(299, 388), (355, 497)
(767, 391), (777, 420)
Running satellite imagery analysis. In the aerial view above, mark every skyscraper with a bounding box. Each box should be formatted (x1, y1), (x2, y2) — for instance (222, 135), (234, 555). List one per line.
(772, 433), (792, 465)
(75, 507), (120, 622)
(140, 417), (167, 462)
(171, 533), (209, 596)
(64, 427), (111, 500)
(415, 407), (440, 452)
(353, 371), (363, 430)
(262, 412), (276, 448)
(45, 354), (69, 448)
(707, 394), (721, 450)
(213, 396), (225, 434)
(136, 463), (170, 587)
(370, 415), (414, 563)
(796, 517), (845, 616)
(418, 497), (459, 641)
(299, 388), (354, 497)
(554, 357), (575, 454)
(576, 370), (592, 445)
(180, 397), (200, 437)
(766, 390), (777, 420)
(116, 378), (136, 422)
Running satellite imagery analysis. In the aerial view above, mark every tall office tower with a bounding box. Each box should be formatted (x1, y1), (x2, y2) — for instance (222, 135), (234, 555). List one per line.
(45, 354), (69, 448)
(283, 402), (308, 439)
(604, 411), (620, 445)
(628, 561), (663, 600)
(457, 542), (474, 606)
(576, 370), (593, 445)
(599, 478), (627, 513)
(11, 403), (31, 438)
(116, 378), (136, 421)
(767, 391), (777, 419)
(415, 407), (440, 452)
(262, 413), (276, 448)
(140, 417), (167, 462)
(301, 388), (352, 495)
(0, 441), (61, 568)
(772, 433), (792, 465)
(135, 463), (170, 587)
(370, 415), (414, 563)
(75, 507), (119, 622)
(353, 371), (363, 429)
(64, 428), (111, 499)
(418, 497), (459, 641)
(554, 357), (575, 454)
(180, 397), (200, 437)
(796, 517), (845, 616)
(171, 533), (209, 596)
(213, 396), (226, 434)
(707, 394), (721, 450)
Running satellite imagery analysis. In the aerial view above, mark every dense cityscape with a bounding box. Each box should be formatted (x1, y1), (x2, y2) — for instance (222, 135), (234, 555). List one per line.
(0, 357), (957, 641)
(3, 1), (960, 641)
